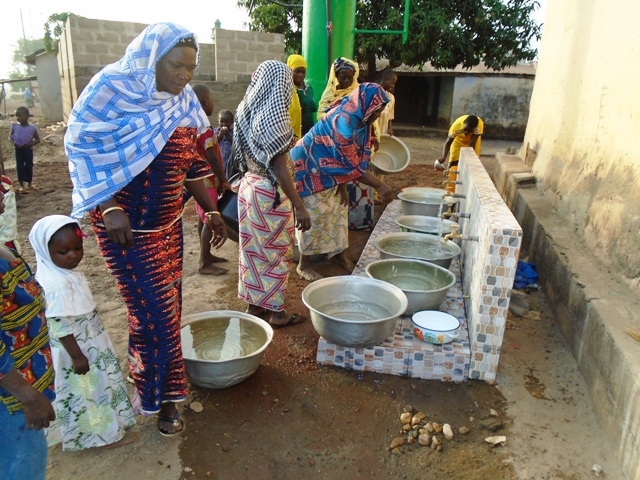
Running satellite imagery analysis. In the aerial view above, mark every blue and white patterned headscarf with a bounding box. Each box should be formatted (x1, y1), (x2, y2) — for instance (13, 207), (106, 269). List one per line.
(65, 22), (210, 219)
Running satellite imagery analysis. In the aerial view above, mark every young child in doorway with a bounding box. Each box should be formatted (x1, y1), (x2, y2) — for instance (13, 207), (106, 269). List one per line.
(9, 106), (40, 193)
(214, 110), (235, 178)
(192, 85), (232, 276)
(29, 215), (137, 451)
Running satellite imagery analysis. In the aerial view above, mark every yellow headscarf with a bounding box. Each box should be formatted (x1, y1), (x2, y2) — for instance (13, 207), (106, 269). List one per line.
(317, 57), (360, 120)
(287, 54), (307, 70)
(286, 54), (305, 139)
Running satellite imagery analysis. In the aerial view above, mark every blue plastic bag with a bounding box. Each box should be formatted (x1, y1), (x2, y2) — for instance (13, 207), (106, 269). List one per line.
(514, 261), (539, 289)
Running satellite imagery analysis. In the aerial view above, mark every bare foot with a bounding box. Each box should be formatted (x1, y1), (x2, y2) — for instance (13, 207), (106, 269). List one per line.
(296, 264), (323, 281)
(198, 264), (229, 276)
(335, 252), (356, 272)
(210, 255), (229, 263)
(100, 430), (142, 450)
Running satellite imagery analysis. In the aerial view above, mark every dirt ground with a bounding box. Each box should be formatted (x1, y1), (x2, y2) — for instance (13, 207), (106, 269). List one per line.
(0, 108), (623, 480)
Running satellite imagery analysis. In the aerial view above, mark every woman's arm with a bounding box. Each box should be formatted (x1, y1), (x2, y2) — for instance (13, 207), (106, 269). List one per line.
(271, 154), (311, 231)
(184, 179), (227, 248)
(358, 171), (393, 203)
(0, 369), (55, 429)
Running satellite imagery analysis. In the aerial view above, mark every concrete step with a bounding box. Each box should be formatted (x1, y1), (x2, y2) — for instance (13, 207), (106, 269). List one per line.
(494, 152), (640, 479)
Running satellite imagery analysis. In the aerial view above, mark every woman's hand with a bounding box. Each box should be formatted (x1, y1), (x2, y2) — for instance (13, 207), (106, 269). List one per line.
(293, 205), (311, 231)
(217, 177), (232, 196)
(206, 213), (227, 249)
(337, 183), (349, 206)
(22, 391), (56, 430)
(375, 183), (394, 203)
(371, 137), (380, 151)
(103, 210), (134, 248)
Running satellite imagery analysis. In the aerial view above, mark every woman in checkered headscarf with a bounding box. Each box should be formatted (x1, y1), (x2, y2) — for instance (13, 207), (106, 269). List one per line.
(234, 60), (311, 329)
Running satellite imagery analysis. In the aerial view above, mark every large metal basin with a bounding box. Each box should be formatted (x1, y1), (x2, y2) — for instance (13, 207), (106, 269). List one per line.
(374, 231), (461, 269)
(365, 259), (456, 314)
(302, 276), (408, 348)
(398, 188), (459, 217)
(395, 215), (459, 236)
(371, 134), (410, 175)
(181, 311), (273, 389)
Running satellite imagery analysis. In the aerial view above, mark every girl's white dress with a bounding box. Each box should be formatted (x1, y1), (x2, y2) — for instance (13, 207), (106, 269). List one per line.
(29, 215), (135, 451)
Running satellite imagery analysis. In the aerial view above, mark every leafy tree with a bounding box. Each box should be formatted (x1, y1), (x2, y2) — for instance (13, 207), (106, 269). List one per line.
(237, 0), (542, 79)
(6, 37), (45, 92)
(44, 12), (74, 53)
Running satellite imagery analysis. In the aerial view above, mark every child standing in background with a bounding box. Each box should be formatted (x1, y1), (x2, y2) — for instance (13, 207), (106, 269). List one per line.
(192, 85), (232, 276)
(10, 106), (40, 193)
(29, 215), (137, 451)
(214, 110), (235, 178)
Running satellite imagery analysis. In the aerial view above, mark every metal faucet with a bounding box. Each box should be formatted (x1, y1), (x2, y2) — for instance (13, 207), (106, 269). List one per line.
(442, 180), (463, 187)
(443, 225), (462, 243)
(443, 168), (459, 176)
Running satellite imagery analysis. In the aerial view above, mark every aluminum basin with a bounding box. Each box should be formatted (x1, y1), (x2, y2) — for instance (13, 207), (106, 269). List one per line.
(395, 215), (460, 236)
(365, 259), (456, 315)
(302, 276), (408, 348)
(371, 134), (411, 175)
(181, 311), (273, 389)
(398, 188), (459, 217)
(374, 231), (461, 269)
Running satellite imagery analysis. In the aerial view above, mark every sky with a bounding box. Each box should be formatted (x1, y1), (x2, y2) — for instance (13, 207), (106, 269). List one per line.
(0, 1), (252, 78)
(0, 0), (548, 79)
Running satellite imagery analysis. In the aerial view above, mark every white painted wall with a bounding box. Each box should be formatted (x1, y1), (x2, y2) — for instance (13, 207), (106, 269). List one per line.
(523, 0), (640, 286)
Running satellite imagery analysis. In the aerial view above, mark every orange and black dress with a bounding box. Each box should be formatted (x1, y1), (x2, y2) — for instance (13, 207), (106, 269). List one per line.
(89, 128), (211, 414)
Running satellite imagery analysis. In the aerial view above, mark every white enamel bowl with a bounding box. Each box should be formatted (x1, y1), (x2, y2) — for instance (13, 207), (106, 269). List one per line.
(411, 311), (461, 345)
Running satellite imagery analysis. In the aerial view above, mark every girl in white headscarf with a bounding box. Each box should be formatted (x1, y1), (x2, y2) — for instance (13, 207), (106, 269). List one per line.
(29, 215), (136, 450)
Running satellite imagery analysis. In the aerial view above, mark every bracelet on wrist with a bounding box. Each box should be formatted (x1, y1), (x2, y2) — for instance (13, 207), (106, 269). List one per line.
(205, 211), (221, 218)
(101, 206), (124, 216)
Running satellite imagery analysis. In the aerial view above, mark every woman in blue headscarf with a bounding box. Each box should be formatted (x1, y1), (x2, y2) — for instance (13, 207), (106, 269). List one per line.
(290, 83), (394, 280)
(65, 22), (227, 437)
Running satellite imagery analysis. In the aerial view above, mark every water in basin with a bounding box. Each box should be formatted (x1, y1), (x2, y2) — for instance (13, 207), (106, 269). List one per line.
(317, 300), (393, 321)
(383, 273), (441, 291)
(182, 317), (267, 361)
(382, 239), (451, 260)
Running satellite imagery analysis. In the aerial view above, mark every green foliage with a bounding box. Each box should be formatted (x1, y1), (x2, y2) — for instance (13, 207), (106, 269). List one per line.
(237, 0), (542, 78)
(44, 12), (74, 53)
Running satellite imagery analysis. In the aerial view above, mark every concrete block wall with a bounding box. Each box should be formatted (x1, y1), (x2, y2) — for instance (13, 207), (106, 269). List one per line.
(58, 16), (283, 121)
(213, 28), (285, 82)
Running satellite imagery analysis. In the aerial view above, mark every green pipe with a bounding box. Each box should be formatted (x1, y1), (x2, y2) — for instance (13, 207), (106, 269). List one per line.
(302, 0), (329, 105)
(330, 0), (356, 61)
(354, 0), (411, 44)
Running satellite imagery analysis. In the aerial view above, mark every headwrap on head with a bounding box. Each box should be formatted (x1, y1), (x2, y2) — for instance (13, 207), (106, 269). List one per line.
(233, 60), (294, 173)
(318, 57), (360, 119)
(292, 83), (389, 197)
(286, 54), (307, 70)
(65, 22), (210, 219)
(29, 215), (97, 318)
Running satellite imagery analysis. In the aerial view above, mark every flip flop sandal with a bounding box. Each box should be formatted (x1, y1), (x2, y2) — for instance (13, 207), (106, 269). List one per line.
(157, 412), (185, 437)
(269, 313), (307, 329)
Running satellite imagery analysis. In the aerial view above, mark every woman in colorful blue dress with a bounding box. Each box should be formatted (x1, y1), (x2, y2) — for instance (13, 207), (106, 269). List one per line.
(64, 23), (227, 437)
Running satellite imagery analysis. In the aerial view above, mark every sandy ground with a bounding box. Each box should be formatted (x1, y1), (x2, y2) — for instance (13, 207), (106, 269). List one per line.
(0, 108), (623, 479)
